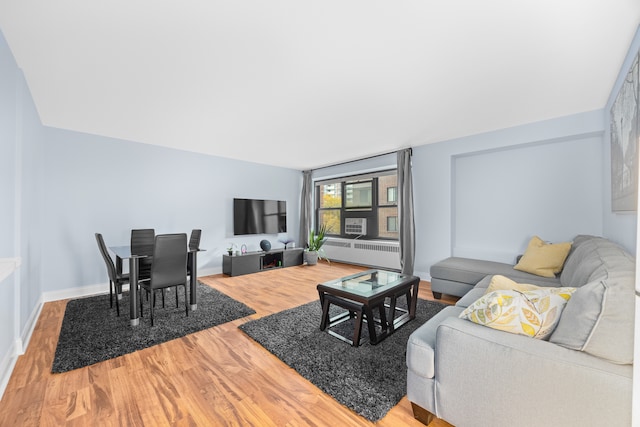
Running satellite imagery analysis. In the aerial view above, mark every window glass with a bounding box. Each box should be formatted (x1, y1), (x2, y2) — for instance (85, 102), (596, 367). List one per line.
(387, 187), (397, 203)
(319, 183), (341, 208)
(319, 210), (340, 235)
(345, 181), (372, 208)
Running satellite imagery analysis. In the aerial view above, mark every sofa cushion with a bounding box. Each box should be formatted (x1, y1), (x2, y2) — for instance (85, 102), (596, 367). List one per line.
(431, 257), (561, 288)
(550, 270), (635, 364)
(485, 274), (545, 293)
(559, 235), (633, 287)
(513, 236), (572, 278)
(459, 287), (576, 339)
(406, 306), (464, 378)
(455, 280), (490, 308)
(430, 257), (509, 284)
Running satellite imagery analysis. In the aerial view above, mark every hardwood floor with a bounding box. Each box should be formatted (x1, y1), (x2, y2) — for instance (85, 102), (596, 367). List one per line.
(0, 262), (457, 426)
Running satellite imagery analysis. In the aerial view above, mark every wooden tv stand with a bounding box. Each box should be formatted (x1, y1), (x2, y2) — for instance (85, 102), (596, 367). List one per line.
(222, 248), (303, 277)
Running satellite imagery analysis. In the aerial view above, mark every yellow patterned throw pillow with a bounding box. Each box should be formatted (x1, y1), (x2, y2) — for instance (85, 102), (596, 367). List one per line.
(459, 287), (576, 339)
(514, 235), (572, 277)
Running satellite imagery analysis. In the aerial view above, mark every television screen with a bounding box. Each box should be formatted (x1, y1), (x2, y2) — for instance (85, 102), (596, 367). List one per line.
(233, 198), (287, 235)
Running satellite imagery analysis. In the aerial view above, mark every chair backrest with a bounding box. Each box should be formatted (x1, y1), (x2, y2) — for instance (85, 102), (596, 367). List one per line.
(189, 229), (202, 251)
(150, 233), (187, 289)
(131, 229), (155, 256)
(95, 233), (117, 281)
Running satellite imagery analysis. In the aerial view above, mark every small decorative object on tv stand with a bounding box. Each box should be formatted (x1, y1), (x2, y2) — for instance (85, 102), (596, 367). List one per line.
(278, 237), (295, 249)
(226, 243), (236, 256)
(260, 239), (271, 252)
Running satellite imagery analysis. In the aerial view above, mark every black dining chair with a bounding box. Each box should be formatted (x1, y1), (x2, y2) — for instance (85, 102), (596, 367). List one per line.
(138, 233), (189, 326)
(95, 233), (129, 316)
(189, 229), (202, 251)
(131, 229), (155, 280)
(187, 229), (202, 277)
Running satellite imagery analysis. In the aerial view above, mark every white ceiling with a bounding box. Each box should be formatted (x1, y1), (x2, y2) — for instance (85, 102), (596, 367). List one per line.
(1, 1), (639, 170)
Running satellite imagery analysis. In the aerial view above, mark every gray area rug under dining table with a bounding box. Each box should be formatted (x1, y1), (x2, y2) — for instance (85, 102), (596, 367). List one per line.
(52, 281), (256, 373)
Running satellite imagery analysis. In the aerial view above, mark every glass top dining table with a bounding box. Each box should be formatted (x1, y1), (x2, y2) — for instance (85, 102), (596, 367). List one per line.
(109, 245), (203, 326)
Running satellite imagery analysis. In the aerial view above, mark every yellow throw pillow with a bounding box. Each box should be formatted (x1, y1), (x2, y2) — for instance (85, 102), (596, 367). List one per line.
(485, 275), (541, 294)
(513, 236), (572, 278)
(459, 287), (576, 339)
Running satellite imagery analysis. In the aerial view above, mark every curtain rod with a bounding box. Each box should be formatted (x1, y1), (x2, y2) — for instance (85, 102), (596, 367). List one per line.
(312, 147), (412, 171)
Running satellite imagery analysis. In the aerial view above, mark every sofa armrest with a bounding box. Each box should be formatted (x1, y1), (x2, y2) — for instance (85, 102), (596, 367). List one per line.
(432, 317), (632, 427)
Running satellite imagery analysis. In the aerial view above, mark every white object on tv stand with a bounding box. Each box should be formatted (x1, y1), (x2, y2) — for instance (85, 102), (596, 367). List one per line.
(0, 257), (21, 284)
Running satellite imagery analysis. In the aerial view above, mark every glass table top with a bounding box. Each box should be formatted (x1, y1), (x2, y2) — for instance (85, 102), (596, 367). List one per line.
(319, 269), (412, 298)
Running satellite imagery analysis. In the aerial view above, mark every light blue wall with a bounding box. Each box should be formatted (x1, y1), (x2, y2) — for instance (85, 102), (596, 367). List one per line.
(412, 110), (606, 279)
(603, 25), (640, 251)
(17, 69), (45, 331)
(0, 28), (18, 389)
(0, 29), (45, 394)
(452, 133), (603, 262)
(0, 30), (16, 258)
(40, 127), (302, 293)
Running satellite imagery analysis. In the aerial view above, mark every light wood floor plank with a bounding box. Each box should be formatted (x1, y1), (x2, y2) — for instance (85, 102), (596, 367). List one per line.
(0, 261), (456, 426)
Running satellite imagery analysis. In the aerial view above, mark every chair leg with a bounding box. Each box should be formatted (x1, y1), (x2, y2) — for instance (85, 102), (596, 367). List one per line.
(175, 286), (179, 308)
(139, 288), (144, 318)
(151, 291), (155, 326)
(109, 280), (114, 308)
(161, 289), (165, 308)
(115, 283), (120, 317)
(184, 285), (189, 317)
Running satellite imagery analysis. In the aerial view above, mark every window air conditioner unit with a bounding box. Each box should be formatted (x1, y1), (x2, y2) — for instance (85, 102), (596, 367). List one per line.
(345, 218), (367, 235)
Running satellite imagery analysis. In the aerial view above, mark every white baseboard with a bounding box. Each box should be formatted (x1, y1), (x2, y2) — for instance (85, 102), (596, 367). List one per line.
(0, 292), (44, 400)
(41, 268), (222, 304)
(42, 281), (129, 303)
(0, 339), (18, 401)
(197, 267), (221, 277)
(415, 269), (431, 282)
(18, 294), (44, 355)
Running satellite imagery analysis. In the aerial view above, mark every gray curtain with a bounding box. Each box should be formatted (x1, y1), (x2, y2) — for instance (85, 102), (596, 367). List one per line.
(397, 149), (415, 275)
(299, 170), (313, 249)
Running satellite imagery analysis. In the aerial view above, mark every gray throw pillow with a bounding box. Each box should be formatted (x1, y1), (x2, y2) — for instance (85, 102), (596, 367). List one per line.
(549, 272), (634, 364)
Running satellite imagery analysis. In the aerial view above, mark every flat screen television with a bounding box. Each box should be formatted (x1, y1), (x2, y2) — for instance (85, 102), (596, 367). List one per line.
(233, 198), (287, 235)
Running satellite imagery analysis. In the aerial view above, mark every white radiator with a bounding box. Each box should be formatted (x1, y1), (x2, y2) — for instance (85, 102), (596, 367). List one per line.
(322, 238), (401, 270)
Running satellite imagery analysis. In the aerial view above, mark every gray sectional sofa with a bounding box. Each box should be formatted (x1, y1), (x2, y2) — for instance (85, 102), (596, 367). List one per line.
(407, 235), (635, 427)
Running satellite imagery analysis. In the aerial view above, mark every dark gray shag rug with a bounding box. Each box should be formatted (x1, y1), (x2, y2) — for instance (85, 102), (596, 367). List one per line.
(52, 281), (255, 373)
(239, 298), (446, 421)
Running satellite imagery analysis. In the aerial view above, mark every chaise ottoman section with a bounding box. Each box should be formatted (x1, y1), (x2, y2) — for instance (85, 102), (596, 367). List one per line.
(430, 256), (561, 298)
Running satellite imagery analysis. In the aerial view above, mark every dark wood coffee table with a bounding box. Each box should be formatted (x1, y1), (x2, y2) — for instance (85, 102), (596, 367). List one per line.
(317, 269), (420, 346)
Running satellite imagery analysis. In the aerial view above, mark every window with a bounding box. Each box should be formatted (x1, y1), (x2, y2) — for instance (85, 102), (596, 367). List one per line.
(316, 170), (398, 240)
(345, 181), (372, 209)
(387, 216), (398, 232)
(387, 187), (397, 203)
(318, 183), (341, 235)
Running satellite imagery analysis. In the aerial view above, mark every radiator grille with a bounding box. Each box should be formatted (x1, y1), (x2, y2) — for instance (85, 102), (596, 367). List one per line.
(324, 240), (351, 248)
(322, 238), (400, 270)
(354, 242), (400, 253)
